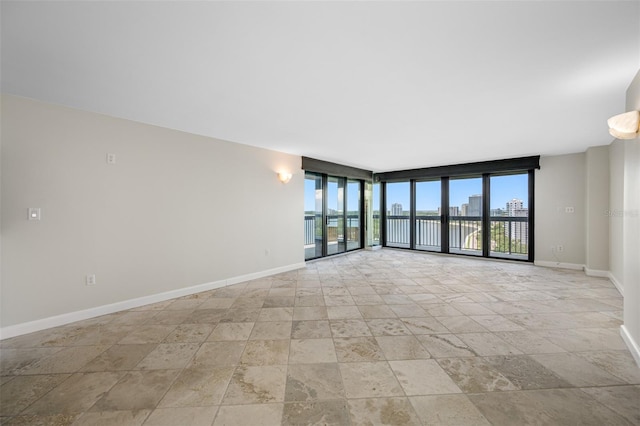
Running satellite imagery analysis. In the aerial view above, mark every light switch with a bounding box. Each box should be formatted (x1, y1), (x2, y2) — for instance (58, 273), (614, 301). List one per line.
(28, 208), (41, 221)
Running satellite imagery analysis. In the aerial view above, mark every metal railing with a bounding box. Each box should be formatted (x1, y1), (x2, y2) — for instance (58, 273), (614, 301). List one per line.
(489, 216), (528, 255)
(304, 214), (360, 246)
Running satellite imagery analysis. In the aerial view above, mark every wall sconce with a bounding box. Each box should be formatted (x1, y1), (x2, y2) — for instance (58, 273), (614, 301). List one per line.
(608, 110), (639, 139)
(277, 172), (292, 184)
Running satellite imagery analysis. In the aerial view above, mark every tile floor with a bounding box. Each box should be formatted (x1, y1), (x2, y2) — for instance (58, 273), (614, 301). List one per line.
(1, 249), (639, 425)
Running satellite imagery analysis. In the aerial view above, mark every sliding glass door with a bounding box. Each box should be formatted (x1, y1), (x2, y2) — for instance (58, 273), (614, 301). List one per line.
(489, 173), (529, 260)
(415, 180), (441, 252)
(304, 172), (363, 260)
(449, 177), (483, 255)
(385, 181), (410, 248)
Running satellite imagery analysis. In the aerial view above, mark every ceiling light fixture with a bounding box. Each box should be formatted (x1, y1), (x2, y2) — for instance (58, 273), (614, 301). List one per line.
(277, 172), (292, 184)
(608, 110), (640, 139)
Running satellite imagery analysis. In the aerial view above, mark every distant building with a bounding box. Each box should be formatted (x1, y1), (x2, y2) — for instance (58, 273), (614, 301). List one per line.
(449, 206), (459, 216)
(468, 195), (482, 216)
(491, 208), (505, 217)
(506, 198), (524, 216)
(505, 199), (528, 245)
(391, 203), (403, 216)
(461, 203), (469, 216)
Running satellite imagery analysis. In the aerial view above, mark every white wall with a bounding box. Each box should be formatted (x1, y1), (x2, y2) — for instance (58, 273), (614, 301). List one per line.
(1, 95), (304, 335)
(609, 140), (625, 289)
(535, 153), (586, 268)
(620, 70), (640, 365)
(584, 145), (609, 274)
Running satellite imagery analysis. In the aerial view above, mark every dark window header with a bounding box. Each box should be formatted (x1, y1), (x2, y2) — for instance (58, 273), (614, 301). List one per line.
(374, 156), (540, 182)
(302, 157), (372, 181)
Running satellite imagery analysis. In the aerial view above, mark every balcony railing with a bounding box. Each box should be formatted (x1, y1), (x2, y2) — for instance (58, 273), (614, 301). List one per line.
(304, 214), (361, 247)
(385, 215), (528, 257)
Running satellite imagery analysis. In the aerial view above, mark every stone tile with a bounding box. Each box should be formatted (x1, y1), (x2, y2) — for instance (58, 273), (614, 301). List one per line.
(230, 296), (265, 308)
(0, 348), (63, 375)
(425, 304), (463, 316)
(292, 307), (328, 321)
(470, 315), (525, 331)
(257, 308), (293, 322)
(71, 410), (151, 425)
(536, 327), (628, 352)
(401, 317), (449, 334)
(135, 343), (199, 370)
(324, 295), (355, 306)
(163, 324), (214, 342)
(410, 395), (491, 426)
(382, 294), (414, 305)
(468, 388), (632, 426)
(249, 321), (292, 340)
(241, 340), (290, 366)
(388, 304), (428, 317)
(208, 322), (254, 341)
(357, 305), (397, 319)
(389, 359), (461, 395)
(484, 355), (571, 390)
(493, 330), (566, 354)
(282, 400), (351, 426)
(18, 345), (109, 375)
(24, 372), (122, 415)
(366, 319), (412, 336)
(91, 370), (180, 411)
(118, 325), (176, 344)
(158, 366), (234, 407)
(144, 407), (217, 426)
(184, 309), (227, 324)
(339, 362), (404, 398)
(348, 397), (421, 426)
(416, 334), (477, 358)
(435, 316), (488, 333)
(0, 374), (71, 416)
(222, 365), (287, 404)
(574, 350), (640, 384)
(291, 320), (332, 339)
(220, 308), (261, 323)
(437, 357), (520, 393)
(263, 297), (295, 308)
(213, 404), (283, 426)
(285, 363), (345, 401)
(326, 306), (363, 319)
(295, 296), (325, 307)
(80, 344), (155, 372)
(198, 298), (235, 309)
(530, 353), (627, 387)
(353, 295), (386, 306)
(289, 339), (337, 364)
(189, 341), (245, 367)
(5, 413), (81, 425)
(269, 287), (296, 297)
(581, 385), (640, 425)
(329, 319), (372, 337)
(334, 337), (385, 362)
(457, 333), (523, 356)
(375, 336), (431, 360)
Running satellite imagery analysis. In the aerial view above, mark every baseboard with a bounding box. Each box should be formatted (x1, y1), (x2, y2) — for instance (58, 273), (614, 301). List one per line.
(620, 325), (640, 367)
(0, 262), (306, 340)
(584, 268), (609, 278)
(608, 272), (624, 296)
(533, 260), (585, 270)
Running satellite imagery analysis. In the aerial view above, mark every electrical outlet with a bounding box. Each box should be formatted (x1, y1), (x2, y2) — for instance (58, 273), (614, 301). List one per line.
(106, 153), (116, 164)
(556, 245), (564, 253)
(86, 274), (96, 286)
(565, 206), (574, 213)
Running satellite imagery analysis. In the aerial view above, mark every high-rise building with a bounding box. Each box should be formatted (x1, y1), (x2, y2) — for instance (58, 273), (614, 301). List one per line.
(505, 199), (528, 245)
(506, 198), (524, 216)
(461, 203), (469, 216)
(391, 203), (403, 216)
(468, 195), (482, 216)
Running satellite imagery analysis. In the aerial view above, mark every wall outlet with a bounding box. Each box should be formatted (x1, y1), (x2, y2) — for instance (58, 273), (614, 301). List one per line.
(86, 274), (96, 286)
(556, 245), (564, 253)
(106, 153), (116, 164)
(565, 206), (574, 213)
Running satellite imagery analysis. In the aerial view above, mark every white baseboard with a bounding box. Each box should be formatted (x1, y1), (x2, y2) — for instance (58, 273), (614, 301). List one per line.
(620, 325), (640, 367)
(584, 268), (609, 278)
(608, 272), (624, 296)
(533, 260), (585, 270)
(0, 262), (306, 340)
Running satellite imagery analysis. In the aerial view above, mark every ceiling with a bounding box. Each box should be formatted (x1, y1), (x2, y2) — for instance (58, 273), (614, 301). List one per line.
(2, 1), (639, 172)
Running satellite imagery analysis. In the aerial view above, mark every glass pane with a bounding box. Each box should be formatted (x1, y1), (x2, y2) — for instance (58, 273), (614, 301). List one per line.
(386, 181), (410, 248)
(415, 180), (441, 251)
(372, 183), (381, 246)
(449, 177), (482, 255)
(327, 176), (346, 255)
(346, 180), (361, 251)
(304, 173), (323, 260)
(490, 173), (529, 259)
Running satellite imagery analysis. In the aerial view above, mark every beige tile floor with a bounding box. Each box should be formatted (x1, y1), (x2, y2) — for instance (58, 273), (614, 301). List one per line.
(1, 249), (639, 425)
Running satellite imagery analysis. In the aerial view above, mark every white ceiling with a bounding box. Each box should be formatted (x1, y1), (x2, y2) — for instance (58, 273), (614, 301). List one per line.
(2, 1), (639, 172)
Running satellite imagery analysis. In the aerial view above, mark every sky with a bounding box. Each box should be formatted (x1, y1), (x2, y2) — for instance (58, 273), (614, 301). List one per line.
(305, 173), (528, 212)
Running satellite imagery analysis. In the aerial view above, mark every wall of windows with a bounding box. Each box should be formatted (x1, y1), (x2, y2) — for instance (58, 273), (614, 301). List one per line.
(377, 157), (539, 261)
